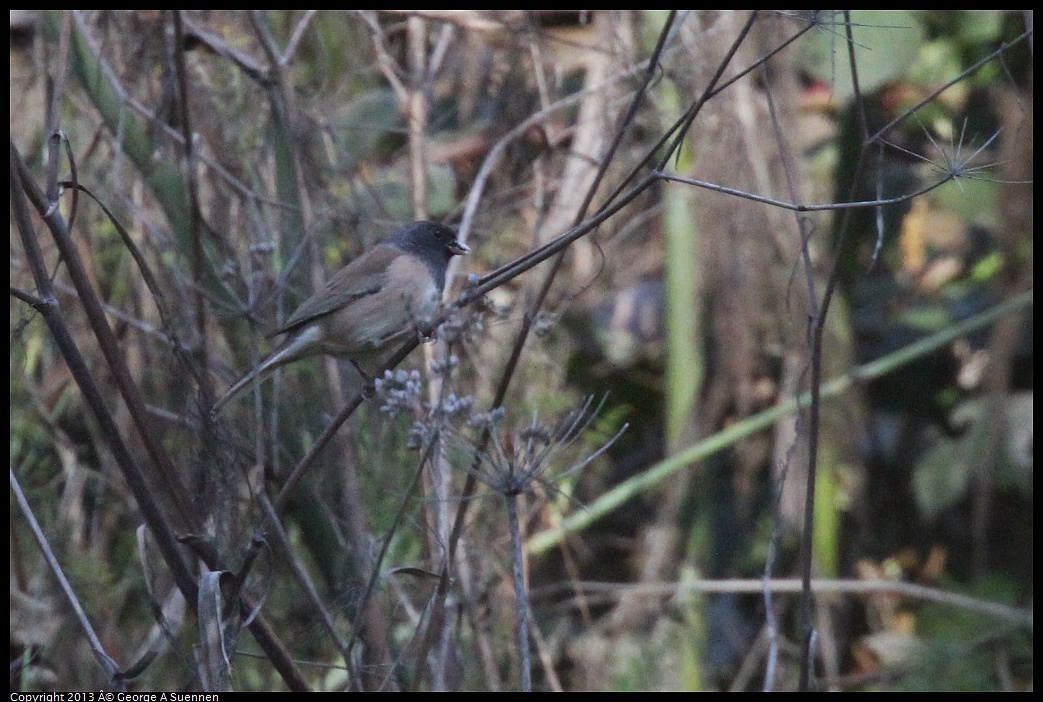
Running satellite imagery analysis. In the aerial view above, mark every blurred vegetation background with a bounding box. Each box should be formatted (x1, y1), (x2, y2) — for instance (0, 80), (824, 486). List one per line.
(10, 10), (1032, 691)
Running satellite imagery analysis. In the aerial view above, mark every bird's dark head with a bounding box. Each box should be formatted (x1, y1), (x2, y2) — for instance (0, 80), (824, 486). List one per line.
(388, 221), (469, 261)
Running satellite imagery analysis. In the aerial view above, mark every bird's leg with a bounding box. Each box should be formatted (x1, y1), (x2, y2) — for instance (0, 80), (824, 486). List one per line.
(414, 317), (438, 343)
(350, 360), (382, 401)
(350, 359), (374, 384)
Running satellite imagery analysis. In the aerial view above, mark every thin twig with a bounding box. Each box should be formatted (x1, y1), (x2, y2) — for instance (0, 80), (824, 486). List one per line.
(531, 578), (1033, 628)
(11, 469), (124, 688)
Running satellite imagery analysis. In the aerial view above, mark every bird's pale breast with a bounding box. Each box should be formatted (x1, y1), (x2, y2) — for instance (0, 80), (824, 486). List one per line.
(319, 253), (440, 356)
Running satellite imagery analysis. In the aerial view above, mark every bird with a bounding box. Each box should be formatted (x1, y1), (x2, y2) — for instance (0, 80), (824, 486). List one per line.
(212, 221), (469, 416)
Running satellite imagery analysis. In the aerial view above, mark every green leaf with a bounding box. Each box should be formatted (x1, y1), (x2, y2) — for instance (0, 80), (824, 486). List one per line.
(802, 11), (925, 99)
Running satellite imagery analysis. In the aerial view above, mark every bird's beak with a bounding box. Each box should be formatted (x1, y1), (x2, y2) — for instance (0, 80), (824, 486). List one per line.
(449, 240), (470, 256)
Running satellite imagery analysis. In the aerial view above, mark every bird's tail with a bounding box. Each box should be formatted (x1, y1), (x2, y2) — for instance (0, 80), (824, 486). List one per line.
(210, 363), (266, 417)
(210, 333), (313, 417)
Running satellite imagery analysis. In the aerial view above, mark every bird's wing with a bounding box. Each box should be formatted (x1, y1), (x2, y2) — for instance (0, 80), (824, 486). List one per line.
(273, 244), (399, 336)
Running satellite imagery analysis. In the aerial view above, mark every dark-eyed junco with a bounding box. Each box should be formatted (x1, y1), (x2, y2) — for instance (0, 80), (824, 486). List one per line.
(212, 221), (469, 416)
